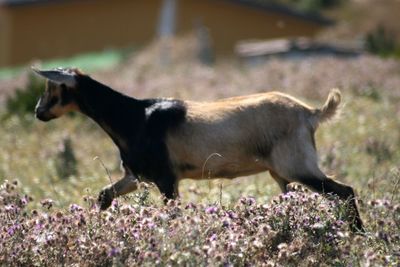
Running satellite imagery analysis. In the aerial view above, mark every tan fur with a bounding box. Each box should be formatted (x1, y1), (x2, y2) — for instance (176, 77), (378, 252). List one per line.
(166, 91), (326, 180)
(310, 88), (342, 129)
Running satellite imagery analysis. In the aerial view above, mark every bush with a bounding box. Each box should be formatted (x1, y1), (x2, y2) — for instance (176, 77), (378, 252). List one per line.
(281, 0), (344, 12)
(365, 25), (400, 58)
(5, 74), (44, 116)
(298, 0), (342, 12)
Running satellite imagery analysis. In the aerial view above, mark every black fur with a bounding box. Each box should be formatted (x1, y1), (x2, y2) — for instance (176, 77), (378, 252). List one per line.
(60, 85), (74, 106)
(47, 97), (58, 108)
(297, 176), (354, 200)
(73, 74), (186, 198)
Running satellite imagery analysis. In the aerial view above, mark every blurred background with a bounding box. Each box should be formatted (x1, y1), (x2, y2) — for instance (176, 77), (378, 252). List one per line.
(0, 0), (399, 207)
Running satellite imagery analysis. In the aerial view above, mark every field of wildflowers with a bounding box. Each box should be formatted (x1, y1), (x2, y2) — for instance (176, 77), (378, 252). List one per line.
(0, 39), (399, 266)
(1, 180), (399, 266)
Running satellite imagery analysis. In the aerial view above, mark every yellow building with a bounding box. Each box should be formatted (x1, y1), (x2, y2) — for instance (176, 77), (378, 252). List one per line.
(0, 0), (331, 67)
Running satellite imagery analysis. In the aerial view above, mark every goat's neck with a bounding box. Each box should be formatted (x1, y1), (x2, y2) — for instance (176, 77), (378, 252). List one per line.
(76, 76), (145, 151)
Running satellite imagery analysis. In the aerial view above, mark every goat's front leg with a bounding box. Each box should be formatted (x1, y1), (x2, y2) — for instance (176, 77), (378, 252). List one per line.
(154, 174), (179, 203)
(98, 171), (139, 210)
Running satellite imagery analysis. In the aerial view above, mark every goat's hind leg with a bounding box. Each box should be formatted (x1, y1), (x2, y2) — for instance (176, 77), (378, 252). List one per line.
(298, 173), (364, 232)
(269, 133), (364, 232)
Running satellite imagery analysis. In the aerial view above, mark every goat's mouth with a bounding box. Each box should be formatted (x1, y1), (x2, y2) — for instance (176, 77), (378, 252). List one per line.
(35, 111), (56, 122)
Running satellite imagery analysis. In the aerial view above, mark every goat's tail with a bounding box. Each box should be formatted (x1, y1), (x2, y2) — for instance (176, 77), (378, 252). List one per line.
(311, 89), (342, 129)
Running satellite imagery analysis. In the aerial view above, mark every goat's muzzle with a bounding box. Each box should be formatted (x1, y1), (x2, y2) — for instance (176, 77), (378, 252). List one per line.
(35, 107), (54, 122)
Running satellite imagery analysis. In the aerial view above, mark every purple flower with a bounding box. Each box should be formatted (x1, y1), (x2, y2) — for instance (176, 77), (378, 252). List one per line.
(7, 226), (16, 236)
(240, 197), (256, 206)
(69, 203), (83, 213)
(222, 220), (230, 227)
(147, 222), (156, 229)
(205, 206), (218, 214)
(111, 199), (119, 209)
(34, 219), (44, 230)
(209, 233), (217, 242)
(21, 196), (29, 206)
(108, 247), (121, 257)
(227, 210), (238, 219)
(4, 205), (17, 212)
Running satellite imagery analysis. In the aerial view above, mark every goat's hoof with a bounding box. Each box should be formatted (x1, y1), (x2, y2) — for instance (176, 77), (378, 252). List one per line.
(97, 189), (113, 210)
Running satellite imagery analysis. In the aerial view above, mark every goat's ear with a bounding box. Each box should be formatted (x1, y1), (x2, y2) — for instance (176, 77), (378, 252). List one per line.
(31, 67), (77, 88)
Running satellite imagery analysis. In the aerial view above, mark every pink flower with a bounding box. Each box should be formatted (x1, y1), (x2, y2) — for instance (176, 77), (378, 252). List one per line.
(205, 206), (218, 214)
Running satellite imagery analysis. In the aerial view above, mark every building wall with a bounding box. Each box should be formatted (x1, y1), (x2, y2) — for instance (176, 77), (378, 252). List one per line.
(178, 0), (322, 54)
(0, 0), (323, 67)
(0, 9), (12, 67)
(4, 0), (162, 67)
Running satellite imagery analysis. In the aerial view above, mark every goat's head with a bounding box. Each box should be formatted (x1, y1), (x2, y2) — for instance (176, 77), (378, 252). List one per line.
(33, 67), (80, 121)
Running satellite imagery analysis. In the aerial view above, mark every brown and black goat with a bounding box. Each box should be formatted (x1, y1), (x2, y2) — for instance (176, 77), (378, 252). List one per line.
(33, 68), (364, 231)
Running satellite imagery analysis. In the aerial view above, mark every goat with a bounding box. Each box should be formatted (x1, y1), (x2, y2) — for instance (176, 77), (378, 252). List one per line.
(33, 68), (364, 232)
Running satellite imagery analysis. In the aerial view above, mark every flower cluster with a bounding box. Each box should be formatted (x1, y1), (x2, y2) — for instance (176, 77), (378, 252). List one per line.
(1, 180), (399, 266)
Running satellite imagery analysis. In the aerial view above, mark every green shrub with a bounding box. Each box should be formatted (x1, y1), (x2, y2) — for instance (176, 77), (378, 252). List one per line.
(282, 0), (344, 12)
(298, 0), (342, 12)
(365, 25), (400, 58)
(5, 73), (44, 116)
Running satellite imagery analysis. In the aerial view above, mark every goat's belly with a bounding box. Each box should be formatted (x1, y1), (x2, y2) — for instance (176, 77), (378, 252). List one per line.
(177, 161), (268, 180)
